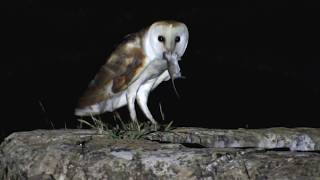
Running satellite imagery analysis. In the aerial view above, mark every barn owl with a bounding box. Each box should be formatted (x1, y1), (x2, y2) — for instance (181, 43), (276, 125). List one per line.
(75, 21), (189, 124)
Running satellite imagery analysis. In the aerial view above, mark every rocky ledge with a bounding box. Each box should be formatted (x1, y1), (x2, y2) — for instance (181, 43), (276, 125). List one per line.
(1, 128), (320, 179)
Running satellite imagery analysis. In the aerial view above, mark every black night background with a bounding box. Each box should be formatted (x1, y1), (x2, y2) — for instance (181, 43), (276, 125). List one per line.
(2, 7), (320, 142)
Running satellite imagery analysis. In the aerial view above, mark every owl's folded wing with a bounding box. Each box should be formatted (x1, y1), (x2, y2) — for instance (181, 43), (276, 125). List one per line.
(76, 35), (147, 109)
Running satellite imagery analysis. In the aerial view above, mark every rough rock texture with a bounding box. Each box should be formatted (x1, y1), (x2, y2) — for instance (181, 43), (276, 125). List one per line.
(146, 127), (320, 151)
(0, 128), (320, 179)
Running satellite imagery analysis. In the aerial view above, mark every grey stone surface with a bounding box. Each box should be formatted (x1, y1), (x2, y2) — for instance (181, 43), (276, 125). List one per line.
(1, 128), (320, 179)
(146, 127), (320, 151)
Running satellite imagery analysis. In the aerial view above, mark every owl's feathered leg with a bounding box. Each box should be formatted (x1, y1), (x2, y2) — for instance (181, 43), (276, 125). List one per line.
(137, 70), (170, 124)
(137, 80), (156, 124)
(151, 70), (170, 90)
(126, 87), (138, 122)
(127, 59), (167, 123)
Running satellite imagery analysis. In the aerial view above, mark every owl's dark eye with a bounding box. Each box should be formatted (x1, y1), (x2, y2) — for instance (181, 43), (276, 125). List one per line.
(158, 35), (165, 42)
(175, 36), (180, 43)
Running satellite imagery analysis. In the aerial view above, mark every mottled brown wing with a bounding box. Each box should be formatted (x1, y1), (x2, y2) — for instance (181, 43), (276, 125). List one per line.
(77, 34), (147, 108)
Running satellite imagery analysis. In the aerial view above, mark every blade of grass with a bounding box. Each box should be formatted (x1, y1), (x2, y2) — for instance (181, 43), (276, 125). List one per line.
(165, 121), (174, 131)
(159, 102), (165, 121)
(77, 119), (96, 129)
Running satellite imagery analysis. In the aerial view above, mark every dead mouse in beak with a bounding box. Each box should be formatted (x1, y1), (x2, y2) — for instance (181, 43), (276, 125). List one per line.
(163, 52), (184, 98)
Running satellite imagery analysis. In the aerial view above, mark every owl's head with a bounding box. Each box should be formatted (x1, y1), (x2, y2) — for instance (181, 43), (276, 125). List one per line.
(144, 21), (189, 82)
(146, 20), (189, 59)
